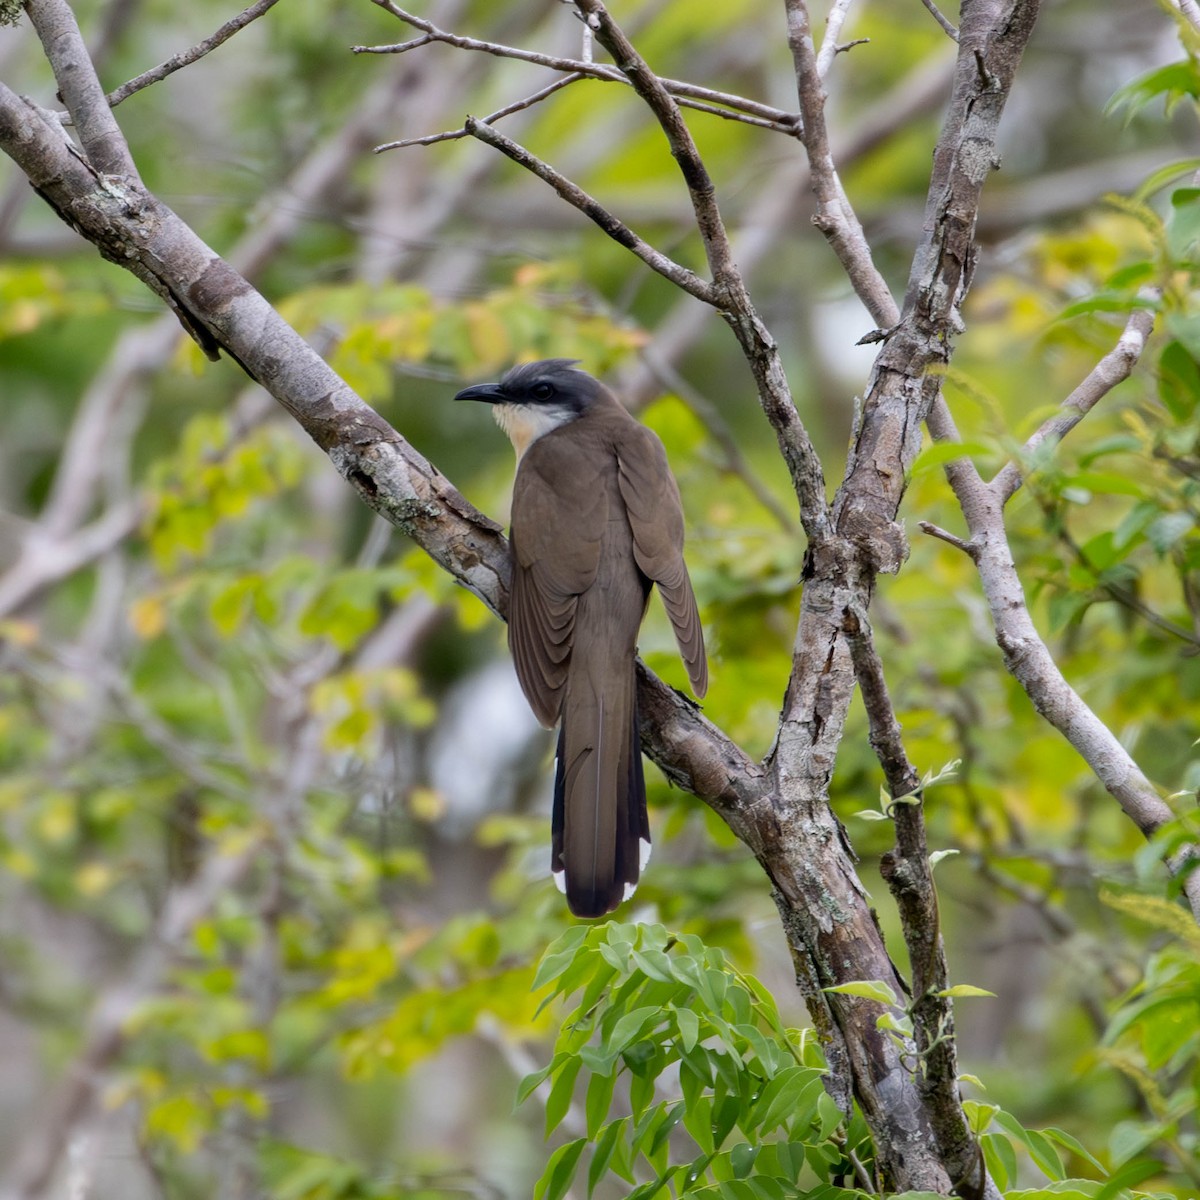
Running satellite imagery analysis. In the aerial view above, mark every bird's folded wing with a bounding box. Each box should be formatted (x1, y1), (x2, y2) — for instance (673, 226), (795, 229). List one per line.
(509, 441), (608, 726)
(616, 425), (708, 698)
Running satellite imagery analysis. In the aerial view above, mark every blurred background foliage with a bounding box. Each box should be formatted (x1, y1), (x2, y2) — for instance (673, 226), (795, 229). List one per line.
(0, 0), (1199, 1196)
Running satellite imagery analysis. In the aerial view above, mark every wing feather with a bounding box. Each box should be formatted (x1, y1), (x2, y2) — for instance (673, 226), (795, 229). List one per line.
(616, 424), (708, 697)
(507, 437), (608, 725)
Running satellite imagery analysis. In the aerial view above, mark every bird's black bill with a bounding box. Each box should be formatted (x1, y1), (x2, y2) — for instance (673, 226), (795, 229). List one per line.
(454, 382), (506, 404)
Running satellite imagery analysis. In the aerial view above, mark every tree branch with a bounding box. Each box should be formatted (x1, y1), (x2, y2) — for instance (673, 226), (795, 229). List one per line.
(990, 300), (1158, 504)
(375, 73), (586, 151)
(105, 0), (282, 107)
(816, 0), (858, 76)
(25, 0), (137, 176)
(841, 604), (990, 1200)
(0, 74), (762, 847)
(920, 0), (960, 41)
(356, 0), (803, 134)
(461, 117), (716, 304)
(571, 0), (736, 286)
(784, 0), (898, 328)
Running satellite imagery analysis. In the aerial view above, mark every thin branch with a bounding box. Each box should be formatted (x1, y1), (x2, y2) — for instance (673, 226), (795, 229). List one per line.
(461, 117), (716, 303)
(990, 301), (1158, 504)
(640, 348), (800, 534)
(570, 0), (830, 538)
(572, 0), (736, 286)
(918, 520), (975, 556)
(25, 0), (137, 176)
(618, 51), (956, 410)
(0, 77), (761, 843)
(357, 1), (802, 132)
(816, 0), (856, 76)
(841, 602), (991, 1200)
(784, 0), (898, 328)
(105, 0), (282, 108)
(375, 72), (586, 152)
(920, 0), (960, 41)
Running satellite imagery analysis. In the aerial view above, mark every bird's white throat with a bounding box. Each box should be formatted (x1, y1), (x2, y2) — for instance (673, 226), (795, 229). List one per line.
(492, 403), (578, 461)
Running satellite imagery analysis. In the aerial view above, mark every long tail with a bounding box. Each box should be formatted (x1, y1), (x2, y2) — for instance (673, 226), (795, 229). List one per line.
(551, 668), (649, 918)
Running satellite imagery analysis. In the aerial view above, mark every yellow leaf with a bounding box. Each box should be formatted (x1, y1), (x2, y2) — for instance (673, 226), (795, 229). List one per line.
(75, 861), (114, 897)
(129, 595), (167, 639)
(408, 786), (446, 823)
(36, 793), (76, 844)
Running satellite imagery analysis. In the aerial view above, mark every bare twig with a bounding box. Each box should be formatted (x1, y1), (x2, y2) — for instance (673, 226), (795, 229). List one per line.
(106, 0), (282, 108)
(357, 1), (802, 133)
(784, 0), (898, 328)
(816, 0), (857, 76)
(461, 117), (716, 303)
(841, 602), (989, 1200)
(572, 0), (735, 285)
(375, 72), (585, 151)
(990, 300), (1158, 504)
(569, 0), (830, 537)
(618, 51), (955, 410)
(918, 520), (975, 556)
(920, 0), (960, 41)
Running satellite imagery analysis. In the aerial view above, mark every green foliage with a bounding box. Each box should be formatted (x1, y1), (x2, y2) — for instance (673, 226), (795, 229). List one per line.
(3, 0), (1200, 1196)
(1093, 892), (1200, 1186)
(275, 266), (647, 404)
(525, 923), (851, 1199)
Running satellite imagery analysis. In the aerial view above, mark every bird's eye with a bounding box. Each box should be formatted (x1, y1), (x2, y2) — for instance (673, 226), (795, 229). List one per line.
(530, 382), (554, 401)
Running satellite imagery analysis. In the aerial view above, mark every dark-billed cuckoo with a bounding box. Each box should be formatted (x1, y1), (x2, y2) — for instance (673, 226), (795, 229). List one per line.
(456, 360), (707, 918)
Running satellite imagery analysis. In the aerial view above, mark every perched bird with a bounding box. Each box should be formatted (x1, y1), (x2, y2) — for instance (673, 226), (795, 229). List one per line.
(456, 360), (707, 917)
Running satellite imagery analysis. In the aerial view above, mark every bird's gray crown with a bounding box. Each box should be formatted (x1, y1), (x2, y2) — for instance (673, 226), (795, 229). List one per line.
(495, 359), (599, 410)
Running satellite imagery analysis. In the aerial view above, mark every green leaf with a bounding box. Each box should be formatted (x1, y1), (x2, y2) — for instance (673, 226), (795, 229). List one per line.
(1134, 156), (1200, 200)
(1158, 339), (1200, 421)
(730, 1143), (759, 1179)
(936, 984), (996, 999)
(823, 980), (898, 1006)
(1093, 1156), (1168, 1200)
(545, 1055), (582, 1137)
(1107, 59), (1200, 120)
(532, 927), (592, 992)
(585, 1068), (617, 1140)
(1146, 511), (1194, 553)
(681, 1090), (715, 1154)
(631, 948), (676, 983)
(534, 1138), (587, 1200)
(675, 1006), (700, 1053)
(1058, 292), (1152, 320)
(1168, 186), (1200, 260)
(605, 1006), (661, 1056)
(749, 1066), (823, 1135)
(981, 1132), (1017, 1190)
(1041, 1126), (1108, 1175)
(1026, 1129), (1066, 1180)
(516, 1056), (559, 1106)
(587, 1120), (629, 1196)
